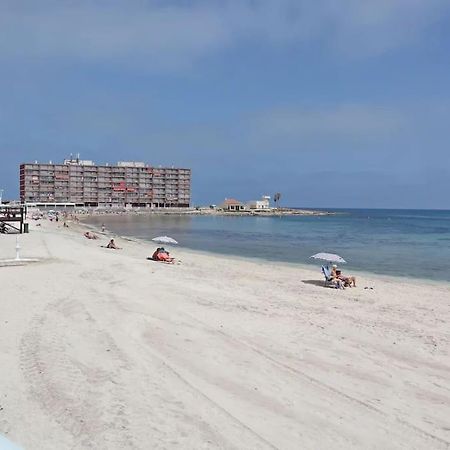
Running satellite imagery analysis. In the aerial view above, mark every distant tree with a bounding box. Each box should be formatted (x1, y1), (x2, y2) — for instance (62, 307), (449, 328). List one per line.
(273, 192), (281, 208)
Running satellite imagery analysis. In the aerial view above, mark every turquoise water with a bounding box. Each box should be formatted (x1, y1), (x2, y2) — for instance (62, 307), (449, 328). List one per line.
(86, 209), (450, 282)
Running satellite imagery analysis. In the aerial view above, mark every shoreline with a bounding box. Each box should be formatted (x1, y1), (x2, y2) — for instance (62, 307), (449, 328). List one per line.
(81, 219), (449, 286)
(29, 206), (337, 217)
(1, 220), (449, 449)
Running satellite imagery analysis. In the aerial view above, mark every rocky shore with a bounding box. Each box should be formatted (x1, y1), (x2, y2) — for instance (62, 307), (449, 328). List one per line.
(70, 206), (337, 217)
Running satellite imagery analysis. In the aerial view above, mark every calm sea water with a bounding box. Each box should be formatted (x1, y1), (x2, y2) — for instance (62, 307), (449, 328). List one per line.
(86, 209), (450, 282)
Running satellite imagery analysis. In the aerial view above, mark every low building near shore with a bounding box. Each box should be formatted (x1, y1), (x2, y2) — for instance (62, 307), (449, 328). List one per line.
(219, 198), (246, 211)
(247, 195), (271, 210)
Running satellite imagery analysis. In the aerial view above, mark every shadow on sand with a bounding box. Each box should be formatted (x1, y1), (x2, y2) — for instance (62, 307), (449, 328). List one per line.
(301, 280), (328, 287)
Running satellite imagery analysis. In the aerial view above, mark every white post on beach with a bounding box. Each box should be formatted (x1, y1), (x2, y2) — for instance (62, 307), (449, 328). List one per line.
(15, 235), (21, 261)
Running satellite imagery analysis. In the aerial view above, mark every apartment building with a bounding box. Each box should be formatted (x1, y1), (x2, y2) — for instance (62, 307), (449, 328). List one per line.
(20, 158), (191, 207)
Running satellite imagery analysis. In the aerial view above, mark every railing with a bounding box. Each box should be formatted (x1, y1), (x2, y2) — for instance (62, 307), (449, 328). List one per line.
(0, 206), (26, 234)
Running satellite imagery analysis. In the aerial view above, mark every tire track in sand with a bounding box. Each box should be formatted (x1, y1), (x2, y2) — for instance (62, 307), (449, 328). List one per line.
(20, 295), (136, 449)
(181, 311), (450, 450)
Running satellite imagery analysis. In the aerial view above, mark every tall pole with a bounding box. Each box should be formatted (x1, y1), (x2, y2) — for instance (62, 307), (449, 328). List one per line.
(15, 236), (21, 260)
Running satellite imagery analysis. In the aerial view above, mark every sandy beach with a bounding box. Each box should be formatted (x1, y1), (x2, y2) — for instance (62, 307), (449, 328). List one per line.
(0, 220), (449, 450)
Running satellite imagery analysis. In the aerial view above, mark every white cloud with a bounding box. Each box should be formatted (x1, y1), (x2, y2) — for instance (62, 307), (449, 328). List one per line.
(0, 2), (230, 69)
(320, 0), (450, 55)
(226, 0), (450, 54)
(251, 104), (406, 141)
(0, 0), (448, 69)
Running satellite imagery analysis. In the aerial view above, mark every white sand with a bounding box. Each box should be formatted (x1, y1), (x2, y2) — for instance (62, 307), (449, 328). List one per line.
(0, 220), (449, 450)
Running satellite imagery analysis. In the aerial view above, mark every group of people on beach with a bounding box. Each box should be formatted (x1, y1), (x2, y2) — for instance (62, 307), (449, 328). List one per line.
(83, 230), (176, 263)
(83, 228), (356, 282)
(84, 231), (121, 249)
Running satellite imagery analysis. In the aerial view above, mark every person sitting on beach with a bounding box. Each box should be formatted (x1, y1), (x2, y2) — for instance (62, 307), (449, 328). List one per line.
(332, 265), (356, 287)
(106, 239), (121, 249)
(323, 265), (344, 289)
(152, 247), (162, 260)
(152, 247), (175, 264)
(84, 231), (98, 240)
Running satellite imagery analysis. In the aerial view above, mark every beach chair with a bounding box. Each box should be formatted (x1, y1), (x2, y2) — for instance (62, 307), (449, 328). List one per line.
(321, 265), (342, 289)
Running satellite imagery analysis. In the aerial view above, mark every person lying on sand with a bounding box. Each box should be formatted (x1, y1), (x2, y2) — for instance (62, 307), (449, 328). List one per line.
(84, 231), (98, 240)
(106, 239), (121, 249)
(151, 247), (175, 264)
(332, 265), (356, 287)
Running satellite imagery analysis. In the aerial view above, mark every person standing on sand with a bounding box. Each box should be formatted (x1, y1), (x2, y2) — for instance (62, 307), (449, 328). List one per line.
(101, 223), (106, 232)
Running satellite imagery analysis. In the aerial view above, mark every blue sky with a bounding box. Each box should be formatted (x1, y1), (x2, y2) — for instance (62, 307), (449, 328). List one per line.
(1, 0), (450, 208)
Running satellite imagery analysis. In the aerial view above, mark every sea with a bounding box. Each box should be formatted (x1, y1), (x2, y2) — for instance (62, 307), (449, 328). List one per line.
(85, 209), (450, 282)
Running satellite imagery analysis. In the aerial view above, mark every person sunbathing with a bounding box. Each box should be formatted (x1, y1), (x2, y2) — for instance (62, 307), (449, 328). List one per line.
(151, 247), (175, 264)
(84, 231), (98, 240)
(332, 265), (356, 287)
(106, 239), (121, 249)
(151, 247), (162, 260)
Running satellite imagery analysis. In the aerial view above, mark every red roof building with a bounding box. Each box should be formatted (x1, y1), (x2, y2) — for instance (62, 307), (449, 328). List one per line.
(219, 198), (246, 211)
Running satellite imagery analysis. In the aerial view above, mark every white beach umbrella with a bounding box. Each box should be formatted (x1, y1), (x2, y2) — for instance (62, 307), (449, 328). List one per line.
(310, 252), (346, 264)
(152, 236), (178, 245)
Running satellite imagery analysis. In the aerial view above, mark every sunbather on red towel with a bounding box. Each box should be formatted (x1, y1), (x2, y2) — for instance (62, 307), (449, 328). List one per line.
(152, 247), (175, 264)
